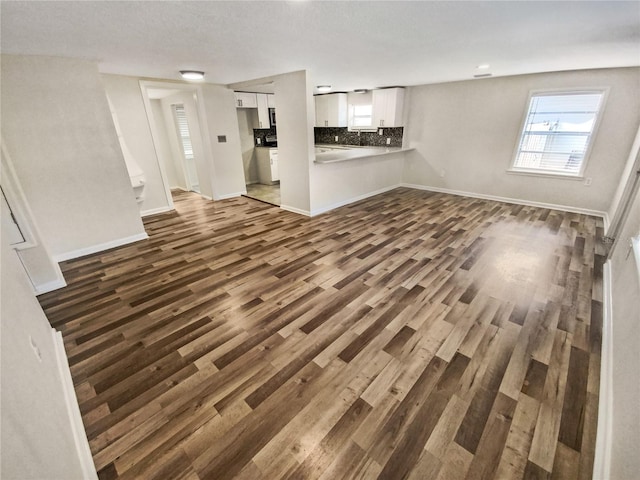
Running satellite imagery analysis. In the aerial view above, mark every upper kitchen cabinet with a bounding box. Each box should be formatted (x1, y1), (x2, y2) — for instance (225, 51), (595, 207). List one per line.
(256, 93), (270, 129)
(235, 92), (258, 108)
(372, 88), (405, 128)
(267, 94), (276, 108)
(315, 93), (347, 128)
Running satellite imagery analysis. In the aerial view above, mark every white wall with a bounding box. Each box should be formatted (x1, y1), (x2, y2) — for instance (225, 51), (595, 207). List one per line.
(274, 70), (314, 214)
(1, 219), (95, 479)
(608, 187), (640, 479)
(0, 55), (146, 260)
(101, 74), (171, 215)
(237, 109), (258, 184)
(403, 67), (640, 214)
(200, 84), (247, 199)
(310, 152), (404, 215)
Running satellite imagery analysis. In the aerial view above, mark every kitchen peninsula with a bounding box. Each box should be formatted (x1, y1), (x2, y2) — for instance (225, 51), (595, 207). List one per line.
(314, 144), (413, 164)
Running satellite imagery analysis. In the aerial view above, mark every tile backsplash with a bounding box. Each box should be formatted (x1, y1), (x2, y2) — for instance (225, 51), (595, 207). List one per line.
(253, 126), (404, 148)
(253, 126), (277, 145)
(314, 127), (403, 147)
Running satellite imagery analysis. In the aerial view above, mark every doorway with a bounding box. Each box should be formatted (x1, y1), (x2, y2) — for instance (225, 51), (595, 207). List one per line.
(172, 104), (200, 194)
(140, 81), (214, 207)
(234, 86), (281, 206)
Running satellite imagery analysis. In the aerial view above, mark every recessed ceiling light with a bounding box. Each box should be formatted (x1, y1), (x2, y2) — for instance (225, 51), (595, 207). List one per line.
(317, 85), (332, 93)
(353, 89), (368, 94)
(476, 64), (490, 70)
(180, 70), (205, 81)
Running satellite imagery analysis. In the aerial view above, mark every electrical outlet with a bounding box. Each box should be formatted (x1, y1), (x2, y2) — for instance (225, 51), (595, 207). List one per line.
(256, 138), (261, 145)
(334, 136), (339, 142)
(378, 128), (383, 135)
(386, 138), (391, 145)
(440, 169), (446, 178)
(584, 177), (592, 186)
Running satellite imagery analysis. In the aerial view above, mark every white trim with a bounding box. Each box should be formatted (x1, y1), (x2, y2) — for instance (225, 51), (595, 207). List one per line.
(280, 204), (311, 216)
(506, 169), (585, 181)
(215, 191), (246, 201)
(310, 184), (402, 216)
(594, 260), (613, 480)
(401, 183), (607, 219)
(140, 205), (174, 217)
(137, 81), (175, 212)
(602, 212), (610, 233)
(34, 278), (67, 295)
(53, 233), (149, 262)
(52, 329), (98, 480)
(633, 236), (640, 281)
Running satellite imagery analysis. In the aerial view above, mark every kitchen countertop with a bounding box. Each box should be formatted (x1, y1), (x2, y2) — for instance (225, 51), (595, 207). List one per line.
(314, 144), (413, 164)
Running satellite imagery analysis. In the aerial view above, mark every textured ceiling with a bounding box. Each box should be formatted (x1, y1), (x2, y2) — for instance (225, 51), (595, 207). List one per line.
(1, 1), (639, 92)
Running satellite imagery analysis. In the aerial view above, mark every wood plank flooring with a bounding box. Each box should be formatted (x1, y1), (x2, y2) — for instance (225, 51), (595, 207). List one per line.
(38, 188), (605, 480)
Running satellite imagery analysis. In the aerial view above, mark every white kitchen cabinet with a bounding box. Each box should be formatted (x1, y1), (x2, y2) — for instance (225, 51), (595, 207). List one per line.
(315, 93), (347, 127)
(234, 92), (257, 108)
(267, 94), (276, 108)
(372, 88), (405, 127)
(256, 93), (270, 129)
(256, 148), (279, 184)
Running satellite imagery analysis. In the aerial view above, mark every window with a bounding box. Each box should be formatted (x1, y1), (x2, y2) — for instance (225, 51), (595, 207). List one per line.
(173, 105), (193, 160)
(348, 104), (374, 131)
(511, 90), (606, 177)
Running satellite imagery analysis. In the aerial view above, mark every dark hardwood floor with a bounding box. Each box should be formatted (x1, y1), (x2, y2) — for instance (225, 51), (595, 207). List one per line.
(38, 188), (604, 480)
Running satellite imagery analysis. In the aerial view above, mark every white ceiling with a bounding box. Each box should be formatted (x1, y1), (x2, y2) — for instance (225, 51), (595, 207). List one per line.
(1, 1), (639, 92)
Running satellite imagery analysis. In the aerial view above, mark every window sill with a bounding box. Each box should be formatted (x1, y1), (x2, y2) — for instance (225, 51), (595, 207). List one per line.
(347, 127), (377, 132)
(506, 169), (585, 181)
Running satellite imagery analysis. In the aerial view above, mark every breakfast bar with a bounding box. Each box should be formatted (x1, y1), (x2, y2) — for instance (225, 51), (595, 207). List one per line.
(313, 144), (414, 164)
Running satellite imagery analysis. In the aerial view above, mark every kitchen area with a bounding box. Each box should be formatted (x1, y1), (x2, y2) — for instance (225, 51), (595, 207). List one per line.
(235, 86), (409, 208)
(235, 90), (281, 205)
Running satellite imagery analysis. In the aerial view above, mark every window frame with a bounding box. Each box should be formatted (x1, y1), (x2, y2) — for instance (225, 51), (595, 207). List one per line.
(347, 103), (376, 132)
(508, 87), (609, 179)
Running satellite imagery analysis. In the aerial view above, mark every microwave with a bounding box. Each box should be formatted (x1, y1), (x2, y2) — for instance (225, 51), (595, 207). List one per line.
(268, 108), (276, 126)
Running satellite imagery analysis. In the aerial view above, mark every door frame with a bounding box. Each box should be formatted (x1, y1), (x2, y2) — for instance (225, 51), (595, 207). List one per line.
(139, 80), (218, 207)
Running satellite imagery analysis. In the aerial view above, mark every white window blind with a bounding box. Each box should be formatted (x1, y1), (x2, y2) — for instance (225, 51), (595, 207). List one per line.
(174, 105), (194, 159)
(511, 91), (605, 176)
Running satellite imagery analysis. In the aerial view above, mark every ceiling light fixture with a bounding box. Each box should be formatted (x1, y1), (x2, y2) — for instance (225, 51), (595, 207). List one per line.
(180, 70), (205, 81)
(353, 89), (368, 94)
(317, 85), (332, 93)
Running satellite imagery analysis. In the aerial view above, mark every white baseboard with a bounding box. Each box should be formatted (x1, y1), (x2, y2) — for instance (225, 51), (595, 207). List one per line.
(310, 184), (402, 217)
(34, 278), (67, 295)
(140, 206), (173, 217)
(52, 329), (98, 480)
(593, 260), (613, 480)
(53, 232), (149, 262)
(280, 204), (311, 217)
(215, 191), (245, 200)
(401, 183), (608, 219)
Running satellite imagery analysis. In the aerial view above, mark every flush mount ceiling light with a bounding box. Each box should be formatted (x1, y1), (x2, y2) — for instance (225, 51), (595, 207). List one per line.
(473, 64), (492, 78)
(353, 89), (368, 94)
(317, 85), (332, 93)
(180, 70), (205, 81)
